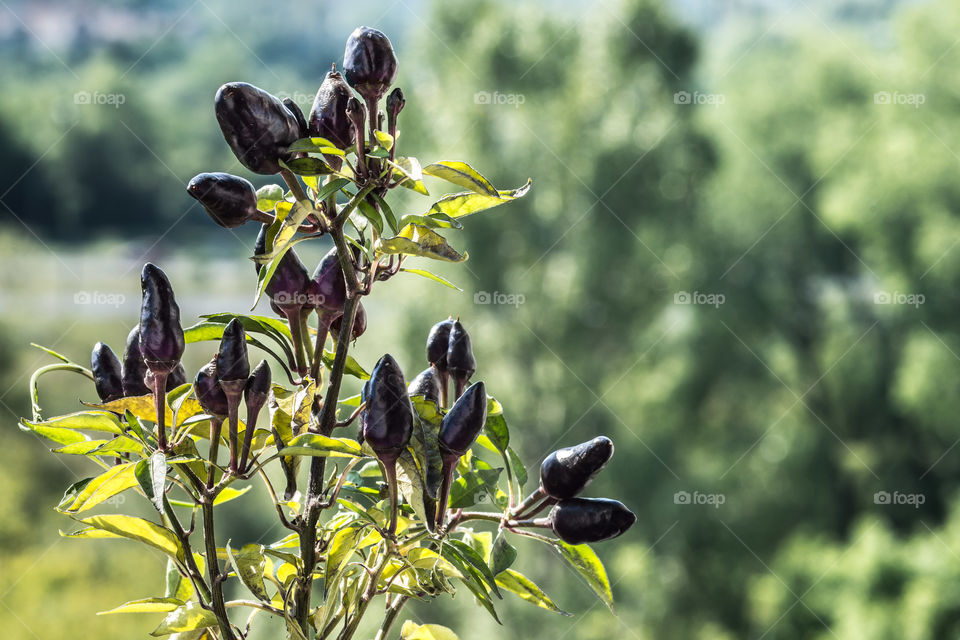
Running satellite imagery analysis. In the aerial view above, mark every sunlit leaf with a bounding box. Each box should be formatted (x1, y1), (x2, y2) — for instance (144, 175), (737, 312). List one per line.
(63, 514), (182, 560)
(399, 268), (462, 291)
(150, 601), (218, 636)
(227, 542), (269, 601)
(378, 224), (467, 262)
(495, 569), (570, 615)
(389, 157), (429, 195)
(280, 156), (333, 176)
(288, 137), (345, 155)
(482, 397), (509, 453)
(422, 161), (498, 197)
(552, 541), (614, 611)
(58, 462), (139, 513)
(489, 532), (517, 576)
(427, 179), (532, 219)
(22, 411), (123, 436)
(135, 452), (168, 514)
(279, 434), (364, 458)
(400, 620), (461, 639)
(98, 597), (184, 615)
(52, 436), (145, 457)
(256, 184), (285, 212)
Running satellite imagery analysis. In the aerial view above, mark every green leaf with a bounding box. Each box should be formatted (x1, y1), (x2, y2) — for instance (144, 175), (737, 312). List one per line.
(396, 447), (434, 530)
(227, 542), (269, 601)
(373, 130), (394, 151)
(325, 525), (363, 585)
(288, 137), (345, 156)
(399, 268), (462, 291)
(320, 349), (370, 380)
(371, 192), (399, 234)
(98, 597), (184, 615)
(356, 197), (384, 235)
(184, 321), (294, 382)
(389, 157), (429, 196)
(199, 312), (293, 342)
(135, 452), (168, 514)
(378, 224), (467, 262)
(22, 411), (123, 436)
(422, 161), (498, 197)
(279, 434), (364, 458)
(489, 533), (517, 576)
(63, 514), (182, 560)
(495, 569), (570, 615)
(256, 184), (285, 212)
(280, 156), (333, 176)
(20, 418), (89, 445)
(427, 179), (532, 219)
(52, 436), (145, 457)
(165, 557), (195, 602)
(552, 541), (614, 611)
(483, 397), (509, 453)
(396, 213), (463, 231)
(150, 601), (218, 636)
(448, 465), (502, 509)
(444, 539), (502, 598)
(507, 447), (527, 488)
(58, 462), (139, 513)
(30, 342), (73, 363)
(400, 620), (461, 639)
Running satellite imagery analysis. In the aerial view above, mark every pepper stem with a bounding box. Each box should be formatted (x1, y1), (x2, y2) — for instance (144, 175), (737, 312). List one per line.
(438, 369), (449, 409)
(435, 457), (458, 530)
(222, 385), (244, 474)
(207, 417), (223, 489)
(309, 312), (333, 381)
(381, 455), (400, 537)
(511, 486), (547, 519)
(453, 376), (467, 402)
(151, 370), (169, 452)
(240, 401), (261, 473)
(282, 306), (308, 376)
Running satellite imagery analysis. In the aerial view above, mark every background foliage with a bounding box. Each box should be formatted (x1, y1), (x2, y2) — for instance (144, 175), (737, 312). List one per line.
(3, 0), (960, 637)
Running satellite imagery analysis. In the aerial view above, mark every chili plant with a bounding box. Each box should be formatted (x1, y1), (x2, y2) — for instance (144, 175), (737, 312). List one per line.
(20, 26), (635, 640)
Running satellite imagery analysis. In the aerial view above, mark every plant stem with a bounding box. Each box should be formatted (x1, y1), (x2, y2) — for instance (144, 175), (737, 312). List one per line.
(281, 168), (311, 206)
(202, 496), (236, 640)
(310, 314), (332, 382)
(239, 400), (261, 473)
(224, 390), (243, 474)
(337, 548), (392, 640)
(282, 307), (308, 376)
(511, 486), (546, 519)
(207, 417), (222, 489)
(374, 595), (409, 640)
(162, 494), (212, 604)
(381, 457), (399, 537)
(434, 461), (457, 530)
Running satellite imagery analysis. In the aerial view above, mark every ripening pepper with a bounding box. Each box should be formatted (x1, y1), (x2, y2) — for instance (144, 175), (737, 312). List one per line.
(435, 381), (487, 528)
(426, 318), (454, 371)
(215, 82), (301, 175)
(240, 359), (271, 472)
(408, 368), (441, 406)
(186, 172), (259, 229)
(308, 70), (355, 150)
(548, 498), (636, 545)
(330, 301), (366, 341)
(307, 247), (347, 316)
(195, 357), (229, 417)
(540, 436), (614, 500)
(447, 320), (476, 400)
(386, 87), (404, 127)
(282, 97), (309, 138)
(254, 224), (311, 314)
(139, 263), (185, 370)
(216, 319), (250, 385)
(121, 326), (149, 396)
(361, 354), (413, 462)
(91, 342), (123, 403)
(343, 26), (398, 104)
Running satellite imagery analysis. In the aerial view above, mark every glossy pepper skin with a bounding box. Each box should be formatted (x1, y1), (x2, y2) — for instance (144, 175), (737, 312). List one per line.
(215, 82), (301, 175)
(438, 381), (487, 457)
(195, 357), (229, 417)
(540, 436), (615, 500)
(361, 354), (413, 462)
(121, 326), (149, 396)
(426, 318), (454, 370)
(216, 318), (250, 383)
(186, 172), (259, 229)
(91, 342), (123, 402)
(342, 26), (398, 103)
(139, 263), (185, 371)
(146, 363), (187, 392)
(254, 224), (310, 314)
(308, 70), (355, 149)
(549, 498), (636, 545)
(330, 301), (366, 341)
(245, 359), (271, 408)
(408, 368), (441, 406)
(307, 247), (347, 315)
(446, 320), (476, 382)
(282, 97), (309, 138)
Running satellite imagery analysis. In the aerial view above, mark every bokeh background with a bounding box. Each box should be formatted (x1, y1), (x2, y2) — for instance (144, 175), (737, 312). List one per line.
(2, 0), (960, 637)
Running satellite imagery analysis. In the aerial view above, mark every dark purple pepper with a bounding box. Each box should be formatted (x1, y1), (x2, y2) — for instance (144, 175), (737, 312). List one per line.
(147, 363), (187, 392)
(426, 318), (454, 371)
(330, 301), (366, 341)
(549, 498), (636, 545)
(186, 172), (259, 229)
(308, 70), (355, 150)
(386, 87), (405, 123)
(540, 436), (614, 500)
(357, 378), (370, 445)
(438, 381), (486, 457)
(307, 247), (347, 314)
(215, 82), (301, 175)
(195, 357), (229, 417)
(447, 320), (476, 383)
(408, 368), (441, 406)
(121, 326), (149, 396)
(343, 26), (398, 103)
(91, 342), (123, 402)
(361, 354), (413, 462)
(254, 224), (310, 314)
(282, 97), (309, 138)
(139, 263), (185, 370)
(245, 359), (271, 408)
(216, 318), (250, 383)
